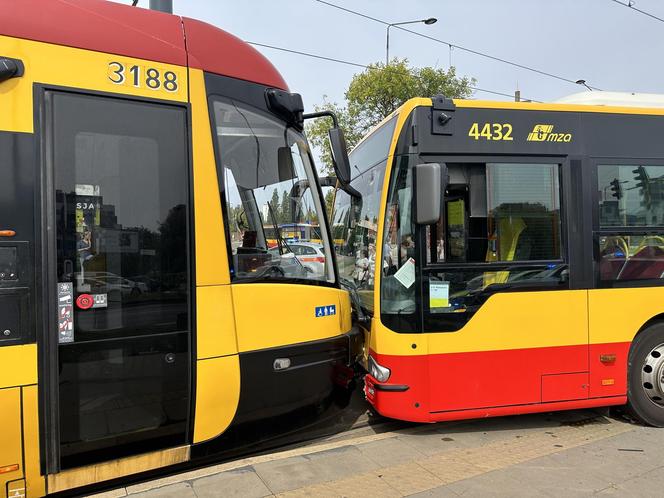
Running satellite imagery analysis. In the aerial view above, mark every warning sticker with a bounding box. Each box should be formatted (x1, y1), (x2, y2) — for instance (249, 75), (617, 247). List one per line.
(58, 282), (74, 343)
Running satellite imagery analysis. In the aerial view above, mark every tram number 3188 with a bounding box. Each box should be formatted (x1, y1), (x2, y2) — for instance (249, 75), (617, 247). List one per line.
(108, 61), (179, 92)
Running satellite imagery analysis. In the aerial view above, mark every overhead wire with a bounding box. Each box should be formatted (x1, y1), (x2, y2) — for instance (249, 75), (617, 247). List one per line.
(609, 0), (664, 24)
(248, 41), (540, 102)
(313, 0), (601, 91)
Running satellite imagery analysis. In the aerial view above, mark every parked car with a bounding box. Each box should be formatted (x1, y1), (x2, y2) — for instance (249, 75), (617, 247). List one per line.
(287, 242), (326, 276)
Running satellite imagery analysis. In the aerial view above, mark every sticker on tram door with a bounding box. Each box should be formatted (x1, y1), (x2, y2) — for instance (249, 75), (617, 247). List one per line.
(58, 282), (74, 343)
(315, 305), (337, 317)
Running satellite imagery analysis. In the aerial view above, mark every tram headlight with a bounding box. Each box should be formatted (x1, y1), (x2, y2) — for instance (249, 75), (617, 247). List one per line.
(368, 355), (391, 383)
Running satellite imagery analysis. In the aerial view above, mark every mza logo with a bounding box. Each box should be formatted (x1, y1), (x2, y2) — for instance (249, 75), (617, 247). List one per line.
(526, 124), (572, 143)
(315, 305), (336, 318)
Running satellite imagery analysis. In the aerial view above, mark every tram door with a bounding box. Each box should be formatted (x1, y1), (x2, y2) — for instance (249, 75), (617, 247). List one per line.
(45, 92), (192, 470)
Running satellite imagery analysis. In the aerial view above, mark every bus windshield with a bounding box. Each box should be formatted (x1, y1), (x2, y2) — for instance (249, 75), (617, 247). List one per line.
(212, 99), (333, 282)
(332, 116), (397, 311)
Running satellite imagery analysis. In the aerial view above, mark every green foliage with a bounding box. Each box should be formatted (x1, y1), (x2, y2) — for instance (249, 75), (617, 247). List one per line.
(306, 59), (476, 174)
(324, 189), (335, 219)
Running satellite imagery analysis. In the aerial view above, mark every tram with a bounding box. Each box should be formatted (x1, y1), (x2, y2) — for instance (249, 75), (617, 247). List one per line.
(0, 1), (357, 495)
(333, 92), (664, 427)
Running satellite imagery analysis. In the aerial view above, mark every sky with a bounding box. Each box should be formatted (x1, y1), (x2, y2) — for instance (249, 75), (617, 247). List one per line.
(113, 0), (664, 111)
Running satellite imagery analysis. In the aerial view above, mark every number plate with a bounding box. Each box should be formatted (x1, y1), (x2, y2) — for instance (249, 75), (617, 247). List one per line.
(107, 61), (181, 95)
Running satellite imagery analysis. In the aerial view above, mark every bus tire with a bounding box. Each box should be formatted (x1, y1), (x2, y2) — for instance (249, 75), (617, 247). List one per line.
(627, 323), (664, 427)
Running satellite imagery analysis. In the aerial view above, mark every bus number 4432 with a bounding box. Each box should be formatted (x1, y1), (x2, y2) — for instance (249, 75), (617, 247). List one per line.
(468, 122), (513, 141)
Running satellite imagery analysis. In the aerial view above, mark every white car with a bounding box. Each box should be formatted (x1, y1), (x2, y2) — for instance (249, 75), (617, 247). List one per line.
(287, 242), (326, 276)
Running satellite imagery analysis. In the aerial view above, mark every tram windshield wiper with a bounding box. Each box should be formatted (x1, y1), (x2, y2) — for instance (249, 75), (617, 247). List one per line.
(340, 276), (369, 325)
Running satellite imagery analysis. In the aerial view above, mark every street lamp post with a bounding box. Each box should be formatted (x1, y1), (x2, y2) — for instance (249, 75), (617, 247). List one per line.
(575, 79), (593, 92)
(386, 17), (437, 66)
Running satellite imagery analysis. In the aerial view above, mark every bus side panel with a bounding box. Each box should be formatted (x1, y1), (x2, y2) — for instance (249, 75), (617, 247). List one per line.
(588, 288), (664, 398)
(368, 291), (589, 419)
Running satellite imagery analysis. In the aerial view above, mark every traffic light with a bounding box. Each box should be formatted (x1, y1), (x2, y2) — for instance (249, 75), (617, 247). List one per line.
(633, 166), (651, 208)
(609, 178), (622, 199)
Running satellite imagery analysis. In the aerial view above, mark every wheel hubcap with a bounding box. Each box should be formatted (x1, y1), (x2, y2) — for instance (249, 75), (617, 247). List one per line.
(641, 343), (664, 406)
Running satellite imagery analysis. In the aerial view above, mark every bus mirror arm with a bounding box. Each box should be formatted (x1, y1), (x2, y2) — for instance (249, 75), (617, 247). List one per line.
(414, 163), (446, 225)
(302, 111), (352, 188)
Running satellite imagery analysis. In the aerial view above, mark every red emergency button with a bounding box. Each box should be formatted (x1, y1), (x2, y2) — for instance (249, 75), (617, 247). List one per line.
(76, 294), (94, 310)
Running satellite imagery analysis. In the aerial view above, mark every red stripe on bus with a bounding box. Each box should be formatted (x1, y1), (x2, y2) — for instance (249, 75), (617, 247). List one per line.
(366, 342), (630, 423)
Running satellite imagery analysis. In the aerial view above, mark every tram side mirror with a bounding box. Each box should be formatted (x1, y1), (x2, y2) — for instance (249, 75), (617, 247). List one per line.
(414, 163), (446, 225)
(0, 57), (24, 84)
(329, 127), (351, 186)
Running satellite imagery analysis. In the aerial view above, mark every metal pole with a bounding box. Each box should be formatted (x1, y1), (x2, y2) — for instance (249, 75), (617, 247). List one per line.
(386, 25), (392, 66)
(149, 0), (172, 13)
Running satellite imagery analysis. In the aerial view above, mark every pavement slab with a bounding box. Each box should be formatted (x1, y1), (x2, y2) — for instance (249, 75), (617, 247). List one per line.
(89, 409), (664, 498)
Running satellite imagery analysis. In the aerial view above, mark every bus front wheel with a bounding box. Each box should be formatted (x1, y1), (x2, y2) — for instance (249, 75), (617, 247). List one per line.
(627, 323), (664, 427)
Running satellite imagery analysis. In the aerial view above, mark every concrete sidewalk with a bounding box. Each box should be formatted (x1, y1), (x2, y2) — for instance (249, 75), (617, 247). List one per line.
(90, 410), (664, 497)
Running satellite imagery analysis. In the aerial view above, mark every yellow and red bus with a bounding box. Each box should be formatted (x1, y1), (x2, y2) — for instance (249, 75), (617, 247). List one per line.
(0, 1), (356, 496)
(264, 223), (323, 247)
(333, 92), (664, 427)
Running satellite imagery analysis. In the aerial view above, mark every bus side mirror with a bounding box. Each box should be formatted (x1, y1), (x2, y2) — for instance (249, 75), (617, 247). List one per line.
(328, 127), (351, 186)
(414, 163), (446, 225)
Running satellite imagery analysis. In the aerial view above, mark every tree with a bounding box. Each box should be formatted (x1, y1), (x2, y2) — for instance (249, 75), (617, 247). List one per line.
(268, 188), (281, 223)
(306, 59), (476, 173)
(324, 189), (335, 220)
(280, 190), (291, 224)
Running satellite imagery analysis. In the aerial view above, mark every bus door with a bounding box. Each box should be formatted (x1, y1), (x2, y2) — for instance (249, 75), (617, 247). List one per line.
(382, 159), (589, 413)
(426, 160), (589, 411)
(43, 91), (192, 471)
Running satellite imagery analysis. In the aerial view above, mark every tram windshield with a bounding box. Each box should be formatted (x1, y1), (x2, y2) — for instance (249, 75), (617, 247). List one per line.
(212, 98), (334, 282)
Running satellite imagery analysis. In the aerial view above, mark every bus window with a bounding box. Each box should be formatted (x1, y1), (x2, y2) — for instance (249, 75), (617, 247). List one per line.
(598, 164), (664, 227)
(380, 156), (417, 317)
(332, 116), (397, 312)
(212, 99), (332, 282)
(381, 160), (566, 331)
(425, 162), (561, 265)
(598, 164), (664, 282)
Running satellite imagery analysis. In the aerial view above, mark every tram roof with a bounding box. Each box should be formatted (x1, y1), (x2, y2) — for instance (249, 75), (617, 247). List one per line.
(0, 0), (288, 90)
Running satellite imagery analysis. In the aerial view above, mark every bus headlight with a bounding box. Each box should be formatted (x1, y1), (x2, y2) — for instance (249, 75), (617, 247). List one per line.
(368, 355), (391, 383)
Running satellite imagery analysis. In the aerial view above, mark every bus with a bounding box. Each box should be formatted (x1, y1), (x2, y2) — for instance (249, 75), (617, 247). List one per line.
(0, 1), (356, 495)
(264, 223), (323, 247)
(332, 92), (664, 428)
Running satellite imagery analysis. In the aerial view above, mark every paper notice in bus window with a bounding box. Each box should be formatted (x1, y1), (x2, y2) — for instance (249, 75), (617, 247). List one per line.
(394, 257), (416, 288)
(429, 281), (450, 313)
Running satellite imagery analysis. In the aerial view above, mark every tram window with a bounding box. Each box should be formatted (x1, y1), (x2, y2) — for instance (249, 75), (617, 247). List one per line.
(212, 99), (331, 282)
(598, 164), (664, 227)
(52, 94), (190, 341)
